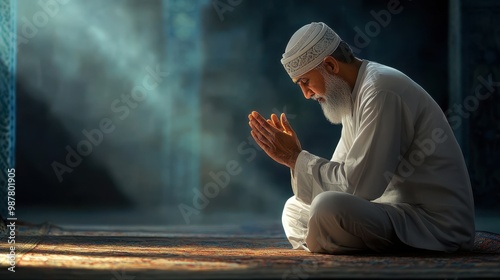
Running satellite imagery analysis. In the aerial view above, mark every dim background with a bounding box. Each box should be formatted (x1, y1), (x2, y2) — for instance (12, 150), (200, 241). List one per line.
(12, 0), (499, 226)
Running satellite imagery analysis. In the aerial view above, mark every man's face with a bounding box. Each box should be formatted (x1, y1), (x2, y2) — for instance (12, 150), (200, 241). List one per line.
(293, 65), (352, 124)
(293, 69), (327, 101)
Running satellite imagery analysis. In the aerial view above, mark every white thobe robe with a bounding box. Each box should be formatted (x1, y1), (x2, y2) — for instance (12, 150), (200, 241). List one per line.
(291, 60), (475, 252)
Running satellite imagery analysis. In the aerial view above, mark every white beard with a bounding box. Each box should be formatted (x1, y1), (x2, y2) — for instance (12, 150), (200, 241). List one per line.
(315, 68), (352, 124)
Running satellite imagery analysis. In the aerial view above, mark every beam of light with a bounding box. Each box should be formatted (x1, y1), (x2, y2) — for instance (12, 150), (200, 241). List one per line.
(160, 0), (208, 210)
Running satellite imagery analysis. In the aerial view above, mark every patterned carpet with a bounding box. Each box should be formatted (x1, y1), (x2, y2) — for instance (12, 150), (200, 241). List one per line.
(0, 223), (499, 279)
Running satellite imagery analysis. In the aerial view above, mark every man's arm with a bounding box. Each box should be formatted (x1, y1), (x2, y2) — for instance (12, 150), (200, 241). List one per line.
(290, 125), (350, 205)
(292, 91), (406, 204)
(249, 91), (405, 204)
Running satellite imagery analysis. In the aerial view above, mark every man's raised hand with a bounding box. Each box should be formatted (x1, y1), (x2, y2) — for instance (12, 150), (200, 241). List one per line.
(248, 111), (302, 169)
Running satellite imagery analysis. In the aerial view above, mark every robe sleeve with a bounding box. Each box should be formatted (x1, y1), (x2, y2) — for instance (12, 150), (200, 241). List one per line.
(291, 91), (404, 205)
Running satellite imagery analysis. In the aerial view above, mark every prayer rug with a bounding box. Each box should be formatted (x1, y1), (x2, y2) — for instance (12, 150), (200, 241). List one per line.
(0, 223), (499, 279)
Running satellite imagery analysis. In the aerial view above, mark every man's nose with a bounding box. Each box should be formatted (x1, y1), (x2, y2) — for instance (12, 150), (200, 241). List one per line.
(299, 83), (314, 99)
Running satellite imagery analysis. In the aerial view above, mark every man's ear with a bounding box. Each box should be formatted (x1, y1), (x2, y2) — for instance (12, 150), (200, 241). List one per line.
(323, 56), (339, 74)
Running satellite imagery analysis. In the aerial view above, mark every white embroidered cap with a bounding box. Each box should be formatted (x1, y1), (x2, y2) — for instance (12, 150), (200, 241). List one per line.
(281, 22), (342, 79)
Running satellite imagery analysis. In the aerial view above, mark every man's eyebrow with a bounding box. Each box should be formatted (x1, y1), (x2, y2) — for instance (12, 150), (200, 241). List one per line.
(293, 78), (303, 84)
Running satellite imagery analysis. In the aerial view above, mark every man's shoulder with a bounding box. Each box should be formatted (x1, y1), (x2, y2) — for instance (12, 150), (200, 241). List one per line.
(356, 61), (436, 121)
(358, 61), (423, 100)
(364, 61), (410, 87)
